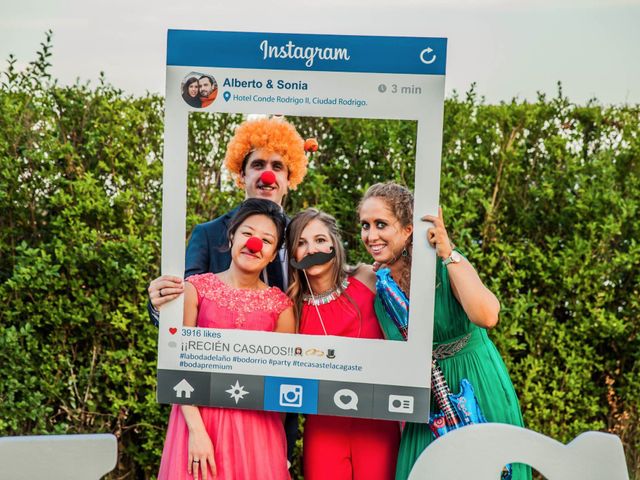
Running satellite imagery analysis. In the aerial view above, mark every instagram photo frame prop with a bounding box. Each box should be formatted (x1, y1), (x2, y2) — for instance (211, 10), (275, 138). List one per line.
(157, 30), (447, 422)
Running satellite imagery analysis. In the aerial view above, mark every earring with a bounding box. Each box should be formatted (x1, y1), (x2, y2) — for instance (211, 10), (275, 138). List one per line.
(401, 247), (409, 257)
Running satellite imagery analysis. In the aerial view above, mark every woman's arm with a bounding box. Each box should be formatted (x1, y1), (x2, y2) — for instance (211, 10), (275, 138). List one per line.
(353, 264), (376, 293)
(180, 405), (216, 480)
(445, 256), (500, 329)
(275, 306), (296, 333)
(180, 282), (216, 479)
(183, 282), (198, 327)
(422, 208), (500, 329)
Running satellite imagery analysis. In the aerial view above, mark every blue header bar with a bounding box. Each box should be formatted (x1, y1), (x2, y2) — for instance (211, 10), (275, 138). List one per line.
(167, 30), (446, 75)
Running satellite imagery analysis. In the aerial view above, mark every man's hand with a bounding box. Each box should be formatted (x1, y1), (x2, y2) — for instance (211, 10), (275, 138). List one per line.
(148, 275), (184, 309)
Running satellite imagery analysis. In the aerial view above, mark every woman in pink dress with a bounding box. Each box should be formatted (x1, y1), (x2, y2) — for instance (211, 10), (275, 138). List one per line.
(286, 208), (400, 480)
(159, 199), (295, 480)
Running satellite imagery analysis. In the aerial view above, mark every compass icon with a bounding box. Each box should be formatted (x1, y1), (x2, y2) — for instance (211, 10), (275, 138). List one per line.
(225, 380), (250, 404)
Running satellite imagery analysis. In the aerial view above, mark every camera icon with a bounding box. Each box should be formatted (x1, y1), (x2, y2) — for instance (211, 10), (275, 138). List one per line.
(279, 384), (303, 408)
(388, 394), (414, 414)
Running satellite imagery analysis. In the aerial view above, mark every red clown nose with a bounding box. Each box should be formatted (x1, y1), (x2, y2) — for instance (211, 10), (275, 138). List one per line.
(246, 236), (263, 253)
(260, 171), (276, 185)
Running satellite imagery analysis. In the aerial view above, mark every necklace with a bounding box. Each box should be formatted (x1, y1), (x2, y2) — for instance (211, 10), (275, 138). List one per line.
(303, 278), (350, 306)
(301, 274), (361, 337)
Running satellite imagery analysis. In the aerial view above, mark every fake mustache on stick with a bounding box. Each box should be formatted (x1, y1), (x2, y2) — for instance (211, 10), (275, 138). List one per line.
(290, 248), (336, 270)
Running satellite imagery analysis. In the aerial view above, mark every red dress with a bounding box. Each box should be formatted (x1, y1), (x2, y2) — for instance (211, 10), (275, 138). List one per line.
(299, 276), (400, 480)
(158, 273), (292, 480)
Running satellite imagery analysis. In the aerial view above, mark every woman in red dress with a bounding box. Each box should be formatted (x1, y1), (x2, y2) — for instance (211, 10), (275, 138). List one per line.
(286, 208), (400, 480)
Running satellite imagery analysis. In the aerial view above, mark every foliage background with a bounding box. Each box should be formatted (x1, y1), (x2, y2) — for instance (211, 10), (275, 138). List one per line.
(1, 36), (638, 479)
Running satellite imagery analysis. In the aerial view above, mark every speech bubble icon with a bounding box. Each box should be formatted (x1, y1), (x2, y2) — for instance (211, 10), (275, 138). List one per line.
(223, 91), (231, 102)
(333, 388), (358, 411)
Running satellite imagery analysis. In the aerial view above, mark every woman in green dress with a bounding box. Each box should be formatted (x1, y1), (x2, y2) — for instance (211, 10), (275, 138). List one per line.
(358, 182), (531, 480)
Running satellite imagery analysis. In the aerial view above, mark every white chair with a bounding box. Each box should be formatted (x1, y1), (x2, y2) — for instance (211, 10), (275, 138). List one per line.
(408, 423), (629, 480)
(0, 433), (117, 480)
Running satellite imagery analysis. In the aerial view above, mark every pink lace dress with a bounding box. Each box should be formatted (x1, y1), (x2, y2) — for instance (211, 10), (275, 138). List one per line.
(158, 273), (292, 480)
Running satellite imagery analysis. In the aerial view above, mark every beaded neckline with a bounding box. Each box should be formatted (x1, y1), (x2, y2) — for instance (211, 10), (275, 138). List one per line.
(303, 278), (350, 306)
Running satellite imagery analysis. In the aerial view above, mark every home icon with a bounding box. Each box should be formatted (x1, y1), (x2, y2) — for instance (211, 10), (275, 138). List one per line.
(173, 379), (195, 399)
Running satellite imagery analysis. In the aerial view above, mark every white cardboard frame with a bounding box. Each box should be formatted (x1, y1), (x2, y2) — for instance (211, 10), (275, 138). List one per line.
(157, 30), (447, 420)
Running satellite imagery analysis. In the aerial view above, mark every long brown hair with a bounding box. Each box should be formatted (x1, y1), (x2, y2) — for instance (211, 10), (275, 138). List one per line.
(358, 182), (414, 296)
(286, 209), (359, 329)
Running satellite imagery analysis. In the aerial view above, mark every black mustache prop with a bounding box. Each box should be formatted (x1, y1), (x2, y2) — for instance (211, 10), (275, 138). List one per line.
(289, 248), (336, 270)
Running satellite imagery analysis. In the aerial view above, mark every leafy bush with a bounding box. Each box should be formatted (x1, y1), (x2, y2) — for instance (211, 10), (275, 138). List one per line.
(0, 32), (167, 476)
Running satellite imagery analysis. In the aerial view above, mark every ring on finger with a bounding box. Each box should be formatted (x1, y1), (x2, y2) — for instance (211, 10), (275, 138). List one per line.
(159, 288), (164, 297)
(193, 459), (200, 463)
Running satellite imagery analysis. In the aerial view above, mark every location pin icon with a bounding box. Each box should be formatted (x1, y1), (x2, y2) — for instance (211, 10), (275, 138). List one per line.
(223, 91), (231, 102)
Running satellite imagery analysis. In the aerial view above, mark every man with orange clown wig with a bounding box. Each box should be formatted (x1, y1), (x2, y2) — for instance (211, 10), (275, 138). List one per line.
(147, 116), (311, 464)
(224, 116), (308, 202)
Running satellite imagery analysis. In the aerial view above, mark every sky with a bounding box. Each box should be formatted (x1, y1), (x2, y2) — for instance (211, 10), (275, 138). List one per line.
(1, 0), (639, 105)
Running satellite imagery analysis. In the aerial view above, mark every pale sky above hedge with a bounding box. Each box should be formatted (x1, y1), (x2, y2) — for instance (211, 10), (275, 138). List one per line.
(1, 0), (639, 104)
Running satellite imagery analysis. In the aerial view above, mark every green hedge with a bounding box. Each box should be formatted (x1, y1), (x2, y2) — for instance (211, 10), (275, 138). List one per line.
(1, 36), (638, 478)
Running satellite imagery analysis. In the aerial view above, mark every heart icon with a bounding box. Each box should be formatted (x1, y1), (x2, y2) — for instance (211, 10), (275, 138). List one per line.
(169, 327), (177, 335)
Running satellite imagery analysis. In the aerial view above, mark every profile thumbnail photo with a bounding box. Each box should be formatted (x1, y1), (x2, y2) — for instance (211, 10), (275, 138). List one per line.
(181, 72), (218, 108)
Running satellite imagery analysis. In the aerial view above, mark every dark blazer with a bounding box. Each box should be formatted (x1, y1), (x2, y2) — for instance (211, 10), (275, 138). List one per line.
(184, 211), (236, 278)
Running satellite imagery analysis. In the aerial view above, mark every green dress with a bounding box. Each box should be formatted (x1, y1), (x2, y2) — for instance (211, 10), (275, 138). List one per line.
(375, 254), (531, 480)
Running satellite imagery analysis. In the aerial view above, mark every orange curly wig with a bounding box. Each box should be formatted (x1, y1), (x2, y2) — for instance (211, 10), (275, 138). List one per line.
(224, 117), (308, 190)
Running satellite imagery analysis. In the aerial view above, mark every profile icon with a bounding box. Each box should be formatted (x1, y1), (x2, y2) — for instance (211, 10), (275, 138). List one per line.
(181, 72), (218, 108)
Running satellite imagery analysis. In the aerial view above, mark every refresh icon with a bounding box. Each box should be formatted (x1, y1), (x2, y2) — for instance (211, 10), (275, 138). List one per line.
(420, 47), (437, 65)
